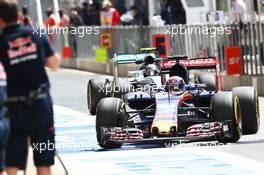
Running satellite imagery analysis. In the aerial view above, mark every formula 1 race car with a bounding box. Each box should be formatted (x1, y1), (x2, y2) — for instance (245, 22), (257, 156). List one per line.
(96, 56), (260, 149)
(87, 49), (162, 115)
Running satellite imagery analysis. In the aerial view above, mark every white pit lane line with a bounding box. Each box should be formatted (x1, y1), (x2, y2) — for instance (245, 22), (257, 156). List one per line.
(53, 100), (264, 175)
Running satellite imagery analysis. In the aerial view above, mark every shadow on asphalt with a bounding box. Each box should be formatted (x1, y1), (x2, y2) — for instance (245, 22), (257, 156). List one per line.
(93, 141), (226, 152)
(94, 144), (163, 152)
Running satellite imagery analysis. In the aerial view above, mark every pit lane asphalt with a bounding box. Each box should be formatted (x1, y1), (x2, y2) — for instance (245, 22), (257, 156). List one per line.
(48, 69), (264, 163)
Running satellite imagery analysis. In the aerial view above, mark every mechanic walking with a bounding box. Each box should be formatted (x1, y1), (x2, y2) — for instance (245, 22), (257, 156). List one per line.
(0, 0), (60, 175)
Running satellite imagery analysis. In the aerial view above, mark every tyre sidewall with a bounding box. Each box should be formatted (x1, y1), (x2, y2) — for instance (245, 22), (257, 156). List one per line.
(212, 92), (242, 142)
(232, 87), (259, 135)
(96, 98), (124, 148)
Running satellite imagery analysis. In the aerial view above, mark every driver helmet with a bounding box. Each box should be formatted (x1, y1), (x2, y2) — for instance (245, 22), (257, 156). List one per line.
(166, 76), (186, 91)
(144, 54), (155, 65)
(143, 64), (160, 77)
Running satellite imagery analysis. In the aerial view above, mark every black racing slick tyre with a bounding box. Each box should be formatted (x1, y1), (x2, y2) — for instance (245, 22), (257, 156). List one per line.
(87, 79), (110, 115)
(197, 73), (216, 91)
(212, 92), (242, 143)
(96, 98), (125, 149)
(232, 87), (260, 135)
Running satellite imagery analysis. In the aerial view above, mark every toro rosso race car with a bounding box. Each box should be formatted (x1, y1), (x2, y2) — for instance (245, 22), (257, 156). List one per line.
(96, 56), (260, 149)
(87, 49), (162, 115)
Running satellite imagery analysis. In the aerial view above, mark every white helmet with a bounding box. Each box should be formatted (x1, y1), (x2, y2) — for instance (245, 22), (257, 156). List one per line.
(143, 64), (159, 77)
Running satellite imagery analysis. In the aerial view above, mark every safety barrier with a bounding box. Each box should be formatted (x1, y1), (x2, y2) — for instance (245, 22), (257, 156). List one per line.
(17, 0), (264, 76)
(52, 22), (264, 76)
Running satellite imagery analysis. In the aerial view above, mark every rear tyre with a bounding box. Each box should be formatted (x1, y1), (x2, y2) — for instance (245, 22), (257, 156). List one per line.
(196, 73), (216, 91)
(87, 79), (110, 115)
(232, 87), (260, 135)
(212, 92), (242, 143)
(96, 98), (125, 149)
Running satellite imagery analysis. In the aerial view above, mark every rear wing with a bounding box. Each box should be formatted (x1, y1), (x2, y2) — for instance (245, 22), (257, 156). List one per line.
(114, 53), (157, 65)
(161, 56), (221, 91)
(162, 56), (219, 70)
(113, 53), (160, 79)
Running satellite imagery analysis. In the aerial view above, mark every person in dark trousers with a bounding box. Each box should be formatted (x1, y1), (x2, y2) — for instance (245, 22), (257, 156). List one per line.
(0, 63), (9, 175)
(0, 1), (60, 175)
(88, 2), (102, 26)
(79, 2), (91, 26)
(69, 8), (83, 27)
(161, 0), (186, 25)
(91, 2), (101, 26)
(131, 6), (143, 25)
(69, 7), (83, 58)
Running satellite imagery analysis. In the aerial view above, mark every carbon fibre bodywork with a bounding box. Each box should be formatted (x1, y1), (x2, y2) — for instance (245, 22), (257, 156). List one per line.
(96, 57), (255, 148)
(99, 84), (234, 146)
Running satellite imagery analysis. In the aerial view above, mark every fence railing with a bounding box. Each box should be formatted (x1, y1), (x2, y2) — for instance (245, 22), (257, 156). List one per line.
(51, 23), (264, 76)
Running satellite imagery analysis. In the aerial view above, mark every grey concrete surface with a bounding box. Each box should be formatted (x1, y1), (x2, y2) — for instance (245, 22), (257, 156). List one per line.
(48, 69), (264, 162)
(48, 69), (111, 113)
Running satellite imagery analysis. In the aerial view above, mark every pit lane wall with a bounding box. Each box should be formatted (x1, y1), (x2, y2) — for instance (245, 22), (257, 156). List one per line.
(61, 59), (264, 96)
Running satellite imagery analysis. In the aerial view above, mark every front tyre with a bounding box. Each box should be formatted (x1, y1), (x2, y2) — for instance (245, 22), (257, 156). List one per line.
(232, 87), (260, 135)
(212, 92), (242, 143)
(96, 98), (125, 149)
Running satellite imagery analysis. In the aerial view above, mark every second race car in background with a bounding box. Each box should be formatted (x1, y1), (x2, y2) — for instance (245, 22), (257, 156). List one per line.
(87, 48), (162, 115)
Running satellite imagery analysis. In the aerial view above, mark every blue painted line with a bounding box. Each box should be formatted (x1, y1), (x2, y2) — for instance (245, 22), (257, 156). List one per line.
(167, 166), (185, 169)
(195, 158), (215, 161)
(214, 164), (231, 167)
(116, 162), (137, 165)
(78, 153), (254, 175)
(129, 168), (152, 172)
(122, 164), (147, 168)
